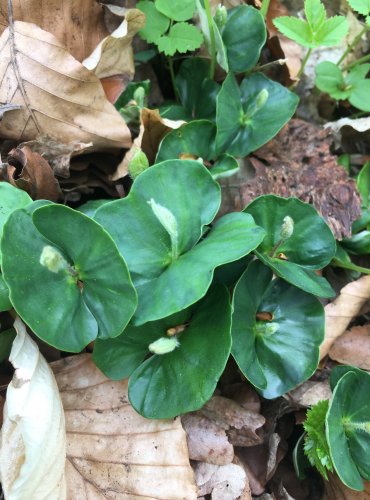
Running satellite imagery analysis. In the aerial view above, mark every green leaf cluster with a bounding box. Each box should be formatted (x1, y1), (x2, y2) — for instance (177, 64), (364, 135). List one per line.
(137, 0), (203, 55)
(273, 0), (348, 48)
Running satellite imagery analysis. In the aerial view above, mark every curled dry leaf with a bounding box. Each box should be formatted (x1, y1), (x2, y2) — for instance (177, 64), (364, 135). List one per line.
(0, 0), (109, 62)
(181, 413), (234, 466)
(7, 145), (61, 201)
(111, 108), (184, 180)
(52, 354), (197, 500)
(321, 275), (370, 359)
(200, 396), (265, 448)
(194, 461), (251, 500)
(0, 21), (131, 150)
(0, 317), (66, 500)
(329, 324), (370, 370)
(83, 9), (145, 103)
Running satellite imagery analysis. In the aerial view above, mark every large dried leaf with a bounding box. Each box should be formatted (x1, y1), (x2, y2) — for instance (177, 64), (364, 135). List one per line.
(52, 354), (197, 500)
(321, 275), (370, 359)
(0, 21), (131, 150)
(194, 461), (251, 500)
(0, 0), (108, 62)
(329, 324), (370, 370)
(0, 317), (66, 500)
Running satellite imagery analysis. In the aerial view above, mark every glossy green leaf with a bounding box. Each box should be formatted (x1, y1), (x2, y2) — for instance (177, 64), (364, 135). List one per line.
(329, 364), (365, 390)
(231, 260), (324, 398)
(127, 285), (232, 418)
(357, 162), (370, 207)
(77, 199), (111, 218)
(2, 202), (137, 352)
(221, 5), (266, 73)
(0, 328), (16, 363)
(215, 73), (298, 157)
(333, 243), (370, 275)
(157, 22), (203, 56)
(137, 1), (170, 43)
(0, 274), (11, 312)
(155, 0), (195, 22)
(244, 195), (336, 297)
(315, 62), (350, 100)
(326, 369), (370, 490)
(0, 183), (32, 260)
(341, 230), (370, 255)
(95, 160), (265, 324)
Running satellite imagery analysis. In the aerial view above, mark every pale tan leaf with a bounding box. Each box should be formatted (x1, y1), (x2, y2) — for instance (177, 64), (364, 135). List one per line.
(0, 0), (108, 62)
(194, 462), (250, 500)
(51, 354), (197, 500)
(0, 21), (131, 150)
(321, 275), (370, 359)
(286, 381), (332, 407)
(0, 317), (66, 500)
(329, 324), (370, 370)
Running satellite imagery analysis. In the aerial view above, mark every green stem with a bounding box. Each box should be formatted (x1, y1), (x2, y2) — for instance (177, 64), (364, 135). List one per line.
(337, 25), (369, 66)
(296, 48), (312, 79)
(168, 56), (180, 103)
(344, 52), (370, 71)
(204, 0), (216, 79)
(260, 0), (271, 19)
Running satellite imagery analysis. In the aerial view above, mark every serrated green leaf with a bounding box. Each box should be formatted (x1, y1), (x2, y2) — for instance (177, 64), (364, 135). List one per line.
(304, 400), (333, 480)
(157, 22), (203, 56)
(315, 16), (348, 46)
(137, 0), (170, 44)
(305, 0), (326, 32)
(347, 0), (370, 15)
(315, 61), (351, 100)
(273, 17), (313, 47)
(155, 0), (196, 22)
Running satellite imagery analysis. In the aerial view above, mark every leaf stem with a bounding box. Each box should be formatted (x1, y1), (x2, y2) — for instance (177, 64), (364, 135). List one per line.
(204, 0), (216, 79)
(344, 52), (370, 71)
(260, 0), (271, 19)
(296, 48), (312, 80)
(7, 0), (13, 25)
(337, 25), (369, 66)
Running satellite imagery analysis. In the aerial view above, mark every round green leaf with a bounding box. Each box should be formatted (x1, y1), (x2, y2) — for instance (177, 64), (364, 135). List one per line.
(221, 5), (266, 73)
(95, 160), (265, 324)
(244, 195), (336, 297)
(137, 0), (170, 43)
(2, 202), (137, 352)
(315, 61), (350, 100)
(0, 274), (11, 312)
(326, 369), (370, 491)
(155, 0), (195, 22)
(232, 260), (324, 398)
(216, 73), (298, 157)
(128, 285), (232, 418)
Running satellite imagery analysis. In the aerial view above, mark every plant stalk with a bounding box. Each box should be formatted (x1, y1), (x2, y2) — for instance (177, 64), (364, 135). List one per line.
(296, 48), (312, 80)
(260, 0), (271, 19)
(344, 52), (370, 71)
(337, 25), (369, 66)
(204, 0), (216, 79)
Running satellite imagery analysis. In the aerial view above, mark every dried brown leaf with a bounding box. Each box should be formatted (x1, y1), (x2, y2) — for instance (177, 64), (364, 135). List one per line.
(7, 145), (61, 200)
(323, 473), (370, 499)
(52, 354), (197, 500)
(321, 275), (370, 359)
(0, 21), (131, 151)
(193, 461), (250, 500)
(0, 0), (108, 62)
(286, 381), (332, 408)
(329, 324), (370, 370)
(182, 413), (234, 466)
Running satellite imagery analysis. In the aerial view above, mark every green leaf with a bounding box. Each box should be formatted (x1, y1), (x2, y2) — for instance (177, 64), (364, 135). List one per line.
(127, 285), (232, 418)
(157, 21), (203, 55)
(215, 73), (298, 158)
(326, 369), (370, 490)
(272, 17), (313, 47)
(329, 364), (365, 390)
(347, 0), (370, 15)
(244, 195), (336, 297)
(293, 433), (310, 480)
(155, 0), (196, 22)
(0, 328), (16, 363)
(221, 5), (266, 73)
(305, 0), (326, 32)
(95, 160), (265, 325)
(357, 162), (370, 208)
(347, 65), (370, 112)
(115, 80), (150, 110)
(176, 58), (220, 120)
(304, 400), (333, 480)
(2, 202), (137, 352)
(0, 183), (32, 260)
(0, 274), (11, 312)
(315, 62), (351, 100)
(77, 199), (111, 218)
(137, 0), (170, 43)
(333, 243), (370, 275)
(315, 16), (349, 46)
(231, 260), (324, 398)
(341, 230), (370, 255)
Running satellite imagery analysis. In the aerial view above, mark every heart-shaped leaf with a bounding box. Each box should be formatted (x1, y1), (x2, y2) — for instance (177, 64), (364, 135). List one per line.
(95, 285), (232, 418)
(326, 368), (370, 491)
(95, 160), (265, 324)
(2, 202), (137, 352)
(244, 195), (336, 297)
(216, 73), (298, 157)
(221, 5), (266, 73)
(231, 260), (324, 398)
